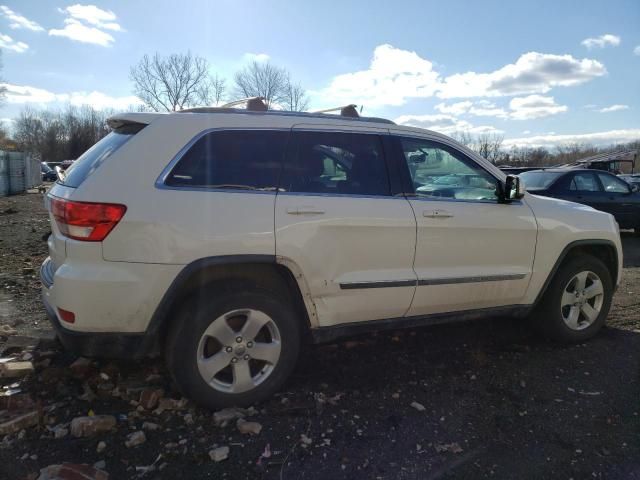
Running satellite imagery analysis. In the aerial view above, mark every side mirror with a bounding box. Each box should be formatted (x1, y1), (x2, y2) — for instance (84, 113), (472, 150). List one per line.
(500, 174), (525, 202)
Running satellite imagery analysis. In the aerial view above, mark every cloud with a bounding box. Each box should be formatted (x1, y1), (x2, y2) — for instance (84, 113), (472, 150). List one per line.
(437, 52), (606, 98)
(243, 52), (270, 63)
(434, 96), (566, 120)
(1, 83), (141, 110)
(508, 95), (567, 120)
(635, 45), (640, 56)
(598, 104), (629, 113)
(0, 33), (28, 52)
(468, 100), (509, 118)
(504, 129), (640, 148)
(0, 5), (44, 31)
(581, 34), (620, 49)
(48, 4), (122, 46)
(313, 46), (606, 108)
(434, 101), (472, 115)
(313, 44), (441, 108)
(62, 4), (121, 31)
(394, 113), (503, 136)
(49, 18), (114, 46)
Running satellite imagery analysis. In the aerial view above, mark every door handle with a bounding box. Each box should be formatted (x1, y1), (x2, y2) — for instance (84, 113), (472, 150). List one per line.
(287, 206), (325, 215)
(423, 209), (453, 218)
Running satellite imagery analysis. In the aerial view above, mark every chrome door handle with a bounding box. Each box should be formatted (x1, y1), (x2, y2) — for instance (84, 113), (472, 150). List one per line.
(423, 209), (453, 218)
(287, 206), (325, 215)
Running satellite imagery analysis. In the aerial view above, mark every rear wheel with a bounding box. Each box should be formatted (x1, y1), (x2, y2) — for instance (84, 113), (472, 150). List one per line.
(166, 285), (301, 409)
(532, 254), (613, 343)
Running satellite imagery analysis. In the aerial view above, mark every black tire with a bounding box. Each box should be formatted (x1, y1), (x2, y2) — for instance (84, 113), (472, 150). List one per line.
(166, 283), (301, 409)
(531, 254), (613, 343)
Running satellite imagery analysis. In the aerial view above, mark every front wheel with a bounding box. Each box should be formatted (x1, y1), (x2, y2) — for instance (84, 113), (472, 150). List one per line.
(532, 254), (613, 343)
(166, 286), (301, 409)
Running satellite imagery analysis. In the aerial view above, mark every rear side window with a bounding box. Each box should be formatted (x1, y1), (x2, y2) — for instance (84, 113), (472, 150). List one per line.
(165, 130), (288, 190)
(569, 172), (600, 192)
(282, 131), (390, 196)
(61, 123), (144, 188)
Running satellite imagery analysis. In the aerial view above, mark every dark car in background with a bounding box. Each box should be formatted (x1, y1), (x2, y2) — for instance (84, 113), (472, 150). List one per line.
(520, 169), (640, 233)
(41, 162), (57, 182)
(619, 174), (640, 188)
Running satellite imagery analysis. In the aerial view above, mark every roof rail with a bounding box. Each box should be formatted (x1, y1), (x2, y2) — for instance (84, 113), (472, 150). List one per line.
(312, 104), (360, 118)
(181, 97), (268, 114)
(220, 97), (268, 111)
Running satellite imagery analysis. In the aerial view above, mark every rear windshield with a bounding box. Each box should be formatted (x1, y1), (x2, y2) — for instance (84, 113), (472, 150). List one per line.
(59, 123), (145, 188)
(519, 171), (562, 189)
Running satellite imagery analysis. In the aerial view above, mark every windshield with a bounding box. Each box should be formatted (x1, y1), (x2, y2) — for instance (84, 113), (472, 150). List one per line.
(519, 171), (562, 189)
(60, 123), (145, 188)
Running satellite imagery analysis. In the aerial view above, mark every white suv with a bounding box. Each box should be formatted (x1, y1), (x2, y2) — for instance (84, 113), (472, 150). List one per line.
(41, 101), (622, 408)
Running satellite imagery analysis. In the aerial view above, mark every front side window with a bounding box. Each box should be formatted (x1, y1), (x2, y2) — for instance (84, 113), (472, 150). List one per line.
(400, 138), (497, 201)
(166, 130), (288, 190)
(597, 173), (630, 193)
(569, 172), (600, 192)
(283, 131), (390, 196)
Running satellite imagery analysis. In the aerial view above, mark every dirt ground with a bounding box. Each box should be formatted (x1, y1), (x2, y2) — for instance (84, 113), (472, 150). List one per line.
(1, 190), (639, 480)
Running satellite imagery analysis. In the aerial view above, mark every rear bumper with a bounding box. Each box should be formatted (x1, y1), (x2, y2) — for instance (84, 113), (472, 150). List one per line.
(40, 257), (158, 359)
(42, 296), (152, 358)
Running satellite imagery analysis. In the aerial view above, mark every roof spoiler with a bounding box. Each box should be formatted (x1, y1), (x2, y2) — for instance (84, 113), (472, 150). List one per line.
(106, 113), (160, 129)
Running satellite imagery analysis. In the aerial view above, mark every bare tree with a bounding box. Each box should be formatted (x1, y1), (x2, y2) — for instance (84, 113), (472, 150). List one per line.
(209, 74), (226, 106)
(283, 77), (309, 112)
(232, 61), (311, 111)
(473, 133), (504, 163)
(233, 61), (288, 108)
(130, 52), (217, 111)
(452, 131), (473, 147)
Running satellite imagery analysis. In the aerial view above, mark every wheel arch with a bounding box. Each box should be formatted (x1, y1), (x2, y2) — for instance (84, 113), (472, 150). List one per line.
(533, 239), (619, 307)
(147, 255), (316, 351)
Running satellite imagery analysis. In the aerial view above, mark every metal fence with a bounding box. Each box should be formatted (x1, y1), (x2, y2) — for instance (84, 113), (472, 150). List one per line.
(0, 151), (40, 197)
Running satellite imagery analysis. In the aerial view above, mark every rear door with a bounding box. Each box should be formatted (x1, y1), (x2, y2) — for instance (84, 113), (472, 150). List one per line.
(275, 126), (417, 327)
(553, 171), (603, 208)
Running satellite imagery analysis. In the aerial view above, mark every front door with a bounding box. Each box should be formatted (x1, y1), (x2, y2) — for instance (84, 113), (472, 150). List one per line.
(594, 172), (638, 229)
(275, 126), (417, 327)
(392, 135), (538, 317)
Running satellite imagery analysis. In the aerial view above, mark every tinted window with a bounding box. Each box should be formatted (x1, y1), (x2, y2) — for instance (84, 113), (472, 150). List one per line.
(166, 130), (288, 190)
(283, 131), (390, 196)
(569, 172), (600, 192)
(400, 138), (497, 201)
(61, 124), (144, 188)
(597, 173), (629, 193)
(519, 171), (562, 189)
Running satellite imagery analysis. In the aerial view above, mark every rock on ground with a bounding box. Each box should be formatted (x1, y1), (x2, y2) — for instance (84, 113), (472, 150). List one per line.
(124, 431), (146, 448)
(70, 415), (116, 438)
(37, 463), (109, 480)
(209, 446), (230, 462)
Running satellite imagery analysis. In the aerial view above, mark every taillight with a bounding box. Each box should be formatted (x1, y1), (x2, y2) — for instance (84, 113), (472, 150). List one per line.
(50, 197), (126, 242)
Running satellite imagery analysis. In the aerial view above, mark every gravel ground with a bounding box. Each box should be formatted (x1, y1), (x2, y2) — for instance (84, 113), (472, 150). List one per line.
(1, 190), (639, 480)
